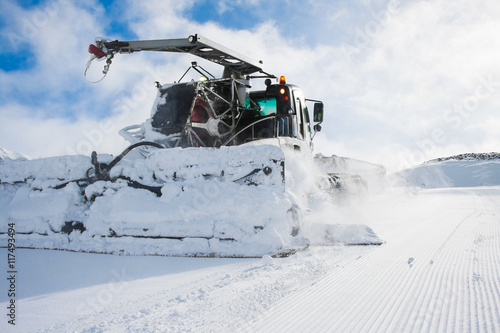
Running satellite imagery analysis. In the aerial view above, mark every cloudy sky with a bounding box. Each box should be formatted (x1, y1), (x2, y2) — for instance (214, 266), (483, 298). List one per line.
(1, 0), (500, 172)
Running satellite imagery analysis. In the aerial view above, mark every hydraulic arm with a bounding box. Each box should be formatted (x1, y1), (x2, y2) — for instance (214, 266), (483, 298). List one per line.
(88, 34), (268, 77)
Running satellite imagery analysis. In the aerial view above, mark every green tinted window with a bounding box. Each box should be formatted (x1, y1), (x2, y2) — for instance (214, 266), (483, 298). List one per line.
(254, 98), (277, 116)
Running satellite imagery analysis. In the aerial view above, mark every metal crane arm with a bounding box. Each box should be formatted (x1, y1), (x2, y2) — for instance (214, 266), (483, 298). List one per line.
(90, 34), (265, 76)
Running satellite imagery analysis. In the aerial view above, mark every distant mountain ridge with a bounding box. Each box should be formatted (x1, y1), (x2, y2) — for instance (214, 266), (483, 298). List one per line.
(427, 152), (500, 163)
(0, 147), (28, 162)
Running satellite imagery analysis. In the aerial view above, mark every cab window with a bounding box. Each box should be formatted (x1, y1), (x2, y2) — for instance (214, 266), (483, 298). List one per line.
(253, 97), (277, 116)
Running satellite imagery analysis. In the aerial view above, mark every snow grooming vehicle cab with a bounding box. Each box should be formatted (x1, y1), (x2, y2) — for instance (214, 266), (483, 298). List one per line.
(0, 34), (383, 257)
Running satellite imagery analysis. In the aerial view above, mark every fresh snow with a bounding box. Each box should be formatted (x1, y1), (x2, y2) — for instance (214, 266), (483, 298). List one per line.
(1, 153), (500, 332)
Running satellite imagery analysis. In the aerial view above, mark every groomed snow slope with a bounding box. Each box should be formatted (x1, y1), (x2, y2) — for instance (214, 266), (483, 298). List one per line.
(247, 186), (500, 332)
(0, 155), (499, 332)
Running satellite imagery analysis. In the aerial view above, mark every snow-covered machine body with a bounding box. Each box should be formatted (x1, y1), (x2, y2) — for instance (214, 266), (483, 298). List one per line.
(0, 34), (382, 257)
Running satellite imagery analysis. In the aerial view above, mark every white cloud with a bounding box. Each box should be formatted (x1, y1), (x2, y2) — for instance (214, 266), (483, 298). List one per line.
(215, 0), (265, 15)
(1, 0), (500, 173)
(317, 0), (500, 170)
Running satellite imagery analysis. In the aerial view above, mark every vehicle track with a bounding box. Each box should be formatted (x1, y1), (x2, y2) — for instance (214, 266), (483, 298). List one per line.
(244, 188), (500, 333)
(29, 245), (373, 332)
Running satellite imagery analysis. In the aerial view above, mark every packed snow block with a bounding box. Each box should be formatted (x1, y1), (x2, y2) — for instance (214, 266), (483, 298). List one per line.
(84, 178), (294, 233)
(6, 182), (84, 234)
(65, 235), (211, 256)
(0, 233), (212, 256)
(1, 156), (89, 234)
(84, 185), (215, 238)
(0, 155), (91, 184)
(77, 164), (298, 256)
(0, 233), (72, 250)
(112, 145), (285, 187)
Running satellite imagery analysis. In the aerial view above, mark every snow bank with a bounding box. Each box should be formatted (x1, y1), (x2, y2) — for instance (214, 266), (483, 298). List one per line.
(393, 153), (500, 188)
(0, 155), (91, 184)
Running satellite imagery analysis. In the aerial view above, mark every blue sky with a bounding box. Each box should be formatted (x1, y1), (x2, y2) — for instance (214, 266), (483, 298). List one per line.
(1, 0), (500, 171)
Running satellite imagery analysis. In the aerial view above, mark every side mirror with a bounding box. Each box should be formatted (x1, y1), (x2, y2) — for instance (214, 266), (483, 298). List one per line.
(313, 102), (324, 123)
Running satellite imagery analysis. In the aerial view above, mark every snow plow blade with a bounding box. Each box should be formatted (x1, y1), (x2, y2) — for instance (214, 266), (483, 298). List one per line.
(0, 145), (310, 257)
(0, 145), (383, 257)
